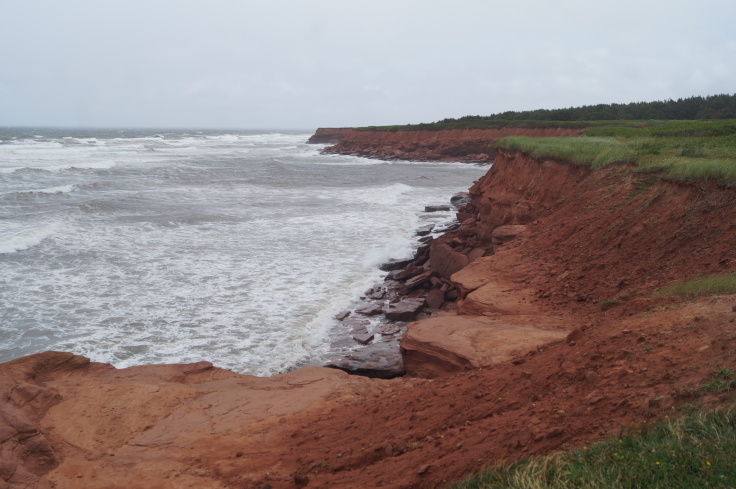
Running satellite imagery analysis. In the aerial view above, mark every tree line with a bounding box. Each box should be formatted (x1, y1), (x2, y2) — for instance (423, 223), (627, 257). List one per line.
(438, 94), (736, 123)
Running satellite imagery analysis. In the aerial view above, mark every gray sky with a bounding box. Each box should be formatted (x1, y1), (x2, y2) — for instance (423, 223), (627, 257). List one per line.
(1, 0), (734, 129)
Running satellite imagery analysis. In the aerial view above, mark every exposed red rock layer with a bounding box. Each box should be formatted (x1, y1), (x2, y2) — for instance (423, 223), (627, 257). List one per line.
(323, 127), (582, 161)
(306, 128), (353, 144)
(3, 134), (736, 489)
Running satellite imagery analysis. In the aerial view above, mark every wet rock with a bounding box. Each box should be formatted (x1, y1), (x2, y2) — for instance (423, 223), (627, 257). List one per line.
(377, 325), (401, 336)
(343, 318), (370, 329)
(351, 325), (369, 335)
(379, 258), (414, 271)
(335, 310), (350, 321)
(393, 265), (425, 281)
(416, 224), (435, 237)
(383, 298), (426, 321)
(426, 288), (446, 310)
(424, 205), (452, 212)
(418, 235), (434, 244)
(325, 342), (405, 378)
(352, 333), (375, 345)
(450, 192), (471, 208)
(355, 303), (383, 316)
(365, 287), (385, 300)
(404, 271), (433, 290)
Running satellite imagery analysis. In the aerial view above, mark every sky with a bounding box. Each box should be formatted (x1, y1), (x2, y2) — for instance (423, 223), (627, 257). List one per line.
(1, 0), (734, 129)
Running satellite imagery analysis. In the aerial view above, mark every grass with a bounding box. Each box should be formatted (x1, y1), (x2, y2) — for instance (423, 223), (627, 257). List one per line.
(702, 368), (736, 394)
(353, 119), (736, 183)
(446, 406), (736, 489)
(495, 120), (736, 184)
(655, 272), (736, 298)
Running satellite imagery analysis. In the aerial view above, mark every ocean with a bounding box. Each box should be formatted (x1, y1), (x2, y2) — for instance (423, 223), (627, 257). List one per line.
(0, 128), (489, 376)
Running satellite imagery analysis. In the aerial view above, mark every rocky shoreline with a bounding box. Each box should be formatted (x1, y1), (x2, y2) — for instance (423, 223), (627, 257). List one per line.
(3, 127), (736, 489)
(324, 192), (474, 378)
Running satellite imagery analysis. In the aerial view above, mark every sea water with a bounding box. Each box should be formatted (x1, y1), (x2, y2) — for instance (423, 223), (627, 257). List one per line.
(0, 128), (489, 376)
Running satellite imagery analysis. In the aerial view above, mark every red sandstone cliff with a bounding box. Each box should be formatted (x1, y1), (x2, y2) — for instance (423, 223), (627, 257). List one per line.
(322, 127), (582, 161)
(306, 128), (352, 144)
(2, 131), (736, 489)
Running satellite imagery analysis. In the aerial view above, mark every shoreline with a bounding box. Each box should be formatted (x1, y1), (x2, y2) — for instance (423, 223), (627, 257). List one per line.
(3, 127), (736, 488)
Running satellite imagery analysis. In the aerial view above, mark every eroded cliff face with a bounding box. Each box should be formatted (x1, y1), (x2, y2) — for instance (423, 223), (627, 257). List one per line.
(3, 132), (736, 489)
(306, 128), (352, 144)
(322, 127), (582, 161)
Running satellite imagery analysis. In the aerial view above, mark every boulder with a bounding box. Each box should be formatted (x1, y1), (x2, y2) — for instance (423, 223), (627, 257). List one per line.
(450, 192), (471, 208)
(335, 310), (350, 321)
(416, 224), (435, 236)
(404, 271), (433, 290)
(379, 258), (414, 272)
(383, 298), (426, 322)
(400, 315), (567, 378)
(325, 342), (405, 378)
(393, 265), (425, 281)
(429, 244), (469, 280)
(425, 288), (446, 310)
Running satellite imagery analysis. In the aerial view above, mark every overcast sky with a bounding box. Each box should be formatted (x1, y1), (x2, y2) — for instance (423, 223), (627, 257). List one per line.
(1, 0), (734, 129)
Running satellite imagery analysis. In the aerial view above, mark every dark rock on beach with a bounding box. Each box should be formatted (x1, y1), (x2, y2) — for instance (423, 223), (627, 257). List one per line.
(383, 298), (426, 322)
(325, 342), (405, 379)
(425, 205), (452, 212)
(379, 258), (414, 272)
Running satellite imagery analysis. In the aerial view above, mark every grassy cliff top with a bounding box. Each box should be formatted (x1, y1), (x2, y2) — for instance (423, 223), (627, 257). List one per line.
(495, 120), (736, 183)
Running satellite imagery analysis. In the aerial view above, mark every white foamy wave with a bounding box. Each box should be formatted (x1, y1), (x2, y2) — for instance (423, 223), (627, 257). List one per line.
(0, 222), (62, 254)
(347, 183), (414, 205)
(362, 235), (416, 268)
(33, 184), (76, 194)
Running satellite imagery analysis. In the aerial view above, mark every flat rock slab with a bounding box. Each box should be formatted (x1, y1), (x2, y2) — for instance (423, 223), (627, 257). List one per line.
(325, 341), (405, 379)
(458, 281), (541, 316)
(0, 352), (402, 488)
(425, 205), (452, 212)
(355, 303), (383, 316)
(416, 224), (435, 236)
(379, 258), (414, 271)
(401, 315), (567, 378)
(383, 298), (426, 321)
(343, 317), (370, 329)
(352, 333), (375, 345)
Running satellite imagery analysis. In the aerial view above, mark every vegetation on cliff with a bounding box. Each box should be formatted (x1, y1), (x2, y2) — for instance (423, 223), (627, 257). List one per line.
(448, 404), (736, 489)
(496, 120), (736, 183)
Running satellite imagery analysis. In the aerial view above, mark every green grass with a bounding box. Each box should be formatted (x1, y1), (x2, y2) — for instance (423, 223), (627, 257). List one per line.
(446, 406), (736, 489)
(353, 119), (736, 184)
(495, 120), (736, 183)
(655, 272), (736, 298)
(702, 368), (736, 394)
